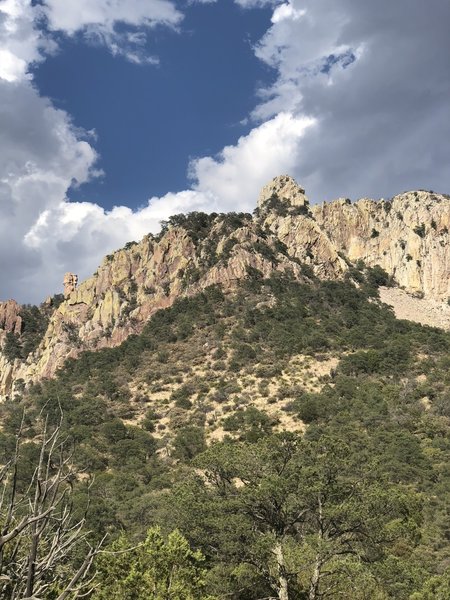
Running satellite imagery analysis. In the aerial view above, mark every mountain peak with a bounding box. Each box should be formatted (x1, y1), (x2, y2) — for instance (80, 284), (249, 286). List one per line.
(257, 175), (309, 212)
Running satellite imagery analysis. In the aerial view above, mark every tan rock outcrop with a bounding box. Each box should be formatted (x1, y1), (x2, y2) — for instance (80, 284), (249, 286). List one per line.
(312, 190), (450, 299)
(0, 300), (23, 395)
(63, 273), (78, 298)
(258, 174), (309, 211)
(0, 300), (22, 335)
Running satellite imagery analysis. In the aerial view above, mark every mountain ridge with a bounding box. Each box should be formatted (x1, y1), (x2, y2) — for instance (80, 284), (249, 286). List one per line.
(1, 174), (450, 398)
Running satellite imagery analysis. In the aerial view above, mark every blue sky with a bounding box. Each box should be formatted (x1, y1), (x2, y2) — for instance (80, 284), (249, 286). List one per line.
(33, 2), (274, 208)
(1, 0), (450, 302)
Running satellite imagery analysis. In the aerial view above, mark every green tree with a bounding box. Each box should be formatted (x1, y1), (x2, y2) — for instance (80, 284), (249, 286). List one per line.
(93, 527), (215, 599)
(172, 433), (421, 600)
(172, 426), (207, 461)
(410, 569), (450, 600)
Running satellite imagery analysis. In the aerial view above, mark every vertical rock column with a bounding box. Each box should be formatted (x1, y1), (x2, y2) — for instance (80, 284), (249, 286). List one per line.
(63, 273), (78, 298)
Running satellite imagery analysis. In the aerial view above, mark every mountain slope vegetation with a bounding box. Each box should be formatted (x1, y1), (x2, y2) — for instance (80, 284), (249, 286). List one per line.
(1, 265), (449, 599)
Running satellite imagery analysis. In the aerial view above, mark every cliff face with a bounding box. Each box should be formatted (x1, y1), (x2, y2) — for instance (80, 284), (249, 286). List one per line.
(1, 175), (449, 397)
(0, 300), (23, 394)
(312, 190), (450, 299)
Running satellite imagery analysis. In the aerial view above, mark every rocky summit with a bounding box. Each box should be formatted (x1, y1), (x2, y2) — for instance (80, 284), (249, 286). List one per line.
(1, 175), (449, 398)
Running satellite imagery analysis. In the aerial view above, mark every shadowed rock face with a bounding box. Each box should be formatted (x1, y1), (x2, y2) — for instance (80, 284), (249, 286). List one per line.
(1, 175), (449, 397)
(0, 300), (22, 336)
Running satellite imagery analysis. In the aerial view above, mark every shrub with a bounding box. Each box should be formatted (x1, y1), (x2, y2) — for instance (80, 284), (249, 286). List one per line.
(414, 223), (426, 238)
(141, 408), (158, 433)
(222, 407), (273, 441)
(172, 426), (206, 461)
(297, 395), (324, 423)
(261, 193), (289, 216)
(3, 332), (22, 362)
(167, 212), (217, 245)
(366, 265), (392, 288)
(101, 418), (128, 443)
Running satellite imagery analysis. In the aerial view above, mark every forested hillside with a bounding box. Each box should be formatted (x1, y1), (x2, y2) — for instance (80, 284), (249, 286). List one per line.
(1, 264), (449, 599)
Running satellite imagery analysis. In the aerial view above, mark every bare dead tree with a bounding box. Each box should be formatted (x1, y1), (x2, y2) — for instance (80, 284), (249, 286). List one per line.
(0, 412), (104, 599)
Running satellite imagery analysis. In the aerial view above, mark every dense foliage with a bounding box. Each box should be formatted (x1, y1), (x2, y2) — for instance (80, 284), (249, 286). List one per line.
(1, 271), (449, 598)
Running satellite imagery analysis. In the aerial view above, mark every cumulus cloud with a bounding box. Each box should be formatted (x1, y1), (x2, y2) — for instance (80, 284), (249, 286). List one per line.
(252, 0), (450, 201)
(44, 0), (182, 33)
(233, 0), (278, 8)
(21, 190), (216, 302)
(43, 0), (183, 63)
(0, 0), (185, 301)
(191, 112), (315, 209)
(0, 1), (318, 303)
(0, 0), (53, 81)
(0, 76), (100, 301)
(24, 112), (315, 260)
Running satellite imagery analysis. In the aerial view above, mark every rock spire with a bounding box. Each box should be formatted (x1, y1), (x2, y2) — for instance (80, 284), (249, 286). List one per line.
(63, 273), (78, 298)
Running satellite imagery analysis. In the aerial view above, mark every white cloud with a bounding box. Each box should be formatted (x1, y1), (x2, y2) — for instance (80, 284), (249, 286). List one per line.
(0, 0), (186, 302)
(271, 3), (305, 24)
(42, 0), (183, 63)
(0, 2), (318, 303)
(44, 0), (182, 33)
(0, 77), (100, 301)
(0, 48), (24, 81)
(0, 0), (184, 77)
(191, 112), (315, 210)
(0, 0), (53, 81)
(233, 0), (278, 8)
